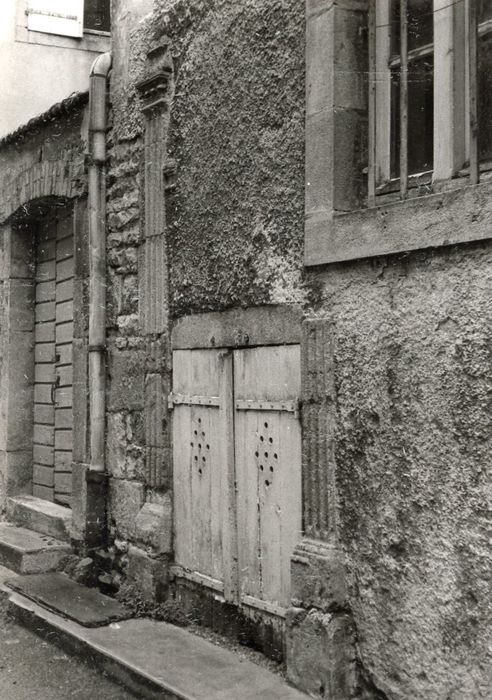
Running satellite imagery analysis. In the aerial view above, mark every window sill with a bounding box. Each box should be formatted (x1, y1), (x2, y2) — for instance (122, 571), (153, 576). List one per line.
(305, 175), (492, 266)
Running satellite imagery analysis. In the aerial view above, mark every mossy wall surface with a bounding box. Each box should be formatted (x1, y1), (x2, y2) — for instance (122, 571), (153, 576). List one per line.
(158, 0), (306, 316)
(311, 243), (492, 699)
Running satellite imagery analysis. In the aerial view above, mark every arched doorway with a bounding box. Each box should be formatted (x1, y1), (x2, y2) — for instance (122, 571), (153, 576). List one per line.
(32, 204), (74, 505)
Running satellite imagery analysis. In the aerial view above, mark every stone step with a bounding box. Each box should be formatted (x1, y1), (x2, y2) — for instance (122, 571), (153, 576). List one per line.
(6, 495), (71, 542)
(8, 591), (308, 700)
(0, 523), (71, 574)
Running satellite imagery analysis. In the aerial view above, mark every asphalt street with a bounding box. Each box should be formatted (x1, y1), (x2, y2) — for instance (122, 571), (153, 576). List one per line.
(0, 597), (137, 700)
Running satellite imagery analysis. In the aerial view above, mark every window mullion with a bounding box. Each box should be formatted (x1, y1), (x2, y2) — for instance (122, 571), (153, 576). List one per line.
(434, 0), (466, 181)
(468, 0), (479, 184)
(368, 1), (377, 206)
(399, 0), (408, 199)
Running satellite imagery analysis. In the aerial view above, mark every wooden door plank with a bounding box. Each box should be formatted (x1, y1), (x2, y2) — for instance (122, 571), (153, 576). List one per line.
(217, 350), (236, 600)
(56, 322), (73, 345)
(35, 302), (56, 324)
(55, 407), (72, 429)
(35, 362), (55, 384)
(54, 450), (72, 471)
(33, 464), (55, 488)
(35, 321), (55, 343)
(33, 444), (54, 466)
(55, 430), (72, 451)
(57, 365), (73, 387)
(278, 411), (302, 606)
(56, 236), (73, 261)
(234, 345), (301, 610)
(234, 349), (261, 600)
(56, 343), (72, 366)
(34, 384), (52, 404)
(56, 300), (73, 325)
(56, 279), (74, 303)
(191, 404), (213, 576)
(36, 260), (56, 282)
(173, 351), (194, 571)
(36, 239), (56, 262)
(35, 342), (55, 364)
(33, 484), (54, 501)
(56, 386), (73, 408)
(34, 404), (55, 425)
(33, 424), (54, 447)
(55, 472), (72, 494)
(36, 281), (55, 303)
(56, 258), (73, 282)
(56, 211), (73, 241)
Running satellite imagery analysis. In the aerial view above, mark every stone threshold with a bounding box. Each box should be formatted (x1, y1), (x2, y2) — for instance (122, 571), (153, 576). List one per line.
(7, 588), (308, 700)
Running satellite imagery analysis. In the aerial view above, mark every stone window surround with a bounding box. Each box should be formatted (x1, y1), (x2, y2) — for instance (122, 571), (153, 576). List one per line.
(305, 0), (492, 267)
(15, 0), (110, 53)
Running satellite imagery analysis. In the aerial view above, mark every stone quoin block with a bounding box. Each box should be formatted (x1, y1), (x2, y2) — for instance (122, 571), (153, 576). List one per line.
(109, 479), (145, 540)
(127, 544), (169, 602)
(135, 497), (172, 554)
(286, 607), (357, 699)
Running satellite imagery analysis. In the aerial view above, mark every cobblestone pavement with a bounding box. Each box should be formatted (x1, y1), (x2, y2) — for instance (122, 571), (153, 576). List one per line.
(0, 597), (136, 700)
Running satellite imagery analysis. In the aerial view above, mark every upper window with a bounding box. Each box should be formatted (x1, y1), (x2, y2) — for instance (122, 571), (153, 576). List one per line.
(83, 0), (110, 32)
(26, 0), (110, 38)
(369, 0), (492, 200)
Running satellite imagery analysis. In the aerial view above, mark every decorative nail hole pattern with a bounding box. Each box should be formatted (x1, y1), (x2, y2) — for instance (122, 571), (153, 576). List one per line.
(254, 424), (277, 486)
(191, 416), (209, 477)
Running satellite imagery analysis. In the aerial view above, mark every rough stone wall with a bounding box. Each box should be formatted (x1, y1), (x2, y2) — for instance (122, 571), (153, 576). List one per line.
(0, 108), (87, 508)
(0, 108), (87, 222)
(310, 242), (492, 699)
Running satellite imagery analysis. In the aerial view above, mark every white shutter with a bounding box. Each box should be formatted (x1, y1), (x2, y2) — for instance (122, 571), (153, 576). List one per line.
(27, 0), (84, 38)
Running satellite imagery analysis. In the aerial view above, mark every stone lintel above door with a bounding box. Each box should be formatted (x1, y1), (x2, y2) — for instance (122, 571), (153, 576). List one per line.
(171, 305), (303, 350)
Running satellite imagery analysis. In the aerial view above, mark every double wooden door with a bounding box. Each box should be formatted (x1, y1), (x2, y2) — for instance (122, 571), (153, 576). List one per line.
(172, 345), (301, 616)
(32, 209), (74, 505)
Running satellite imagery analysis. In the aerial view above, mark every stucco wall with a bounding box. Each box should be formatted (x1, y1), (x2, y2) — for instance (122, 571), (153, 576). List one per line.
(0, 0), (109, 138)
(310, 241), (492, 698)
(160, 0), (306, 316)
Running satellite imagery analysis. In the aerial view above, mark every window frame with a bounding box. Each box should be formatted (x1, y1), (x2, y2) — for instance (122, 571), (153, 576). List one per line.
(369, 0), (472, 203)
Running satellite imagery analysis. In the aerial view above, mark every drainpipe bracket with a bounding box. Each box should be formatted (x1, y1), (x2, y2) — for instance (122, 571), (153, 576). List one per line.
(88, 344), (107, 353)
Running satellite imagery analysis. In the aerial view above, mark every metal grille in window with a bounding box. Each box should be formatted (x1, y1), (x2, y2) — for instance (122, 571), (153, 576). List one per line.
(368, 0), (492, 203)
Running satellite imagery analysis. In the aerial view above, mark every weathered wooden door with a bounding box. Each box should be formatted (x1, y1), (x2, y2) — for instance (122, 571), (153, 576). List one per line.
(172, 349), (236, 598)
(172, 344), (301, 616)
(234, 345), (301, 614)
(33, 209), (74, 505)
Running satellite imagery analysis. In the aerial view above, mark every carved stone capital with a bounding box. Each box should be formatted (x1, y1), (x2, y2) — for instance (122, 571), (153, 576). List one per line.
(136, 67), (172, 116)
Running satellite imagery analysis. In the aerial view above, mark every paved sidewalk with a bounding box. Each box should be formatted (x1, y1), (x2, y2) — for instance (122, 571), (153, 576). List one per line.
(5, 576), (307, 700)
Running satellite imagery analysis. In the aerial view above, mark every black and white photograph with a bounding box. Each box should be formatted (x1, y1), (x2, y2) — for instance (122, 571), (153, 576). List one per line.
(0, 1), (490, 698)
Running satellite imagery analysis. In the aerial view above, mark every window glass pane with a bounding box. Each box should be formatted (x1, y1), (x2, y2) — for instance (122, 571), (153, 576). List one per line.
(390, 55), (434, 177)
(84, 0), (110, 32)
(479, 26), (492, 161)
(390, 0), (433, 57)
(479, 0), (492, 23)
(389, 1), (434, 178)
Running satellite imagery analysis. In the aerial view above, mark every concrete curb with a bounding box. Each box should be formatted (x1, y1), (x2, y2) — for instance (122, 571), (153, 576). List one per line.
(8, 592), (189, 700)
(8, 590), (307, 700)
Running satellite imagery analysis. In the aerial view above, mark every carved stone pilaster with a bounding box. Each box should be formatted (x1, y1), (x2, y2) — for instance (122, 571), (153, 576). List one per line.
(301, 317), (337, 541)
(136, 48), (172, 489)
(287, 316), (356, 697)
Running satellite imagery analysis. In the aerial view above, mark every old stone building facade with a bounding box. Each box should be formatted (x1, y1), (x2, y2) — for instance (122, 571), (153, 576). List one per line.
(0, 0), (491, 698)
